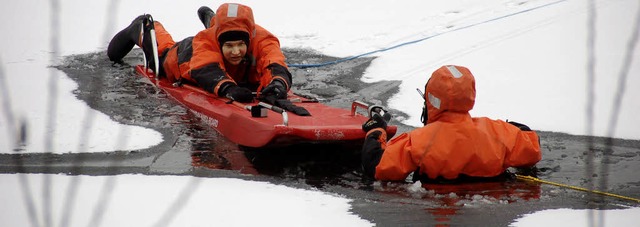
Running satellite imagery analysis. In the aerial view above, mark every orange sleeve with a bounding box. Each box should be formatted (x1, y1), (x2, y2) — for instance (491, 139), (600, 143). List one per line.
(374, 132), (419, 181)
(506, 130), (541, 167)
(488, 119), (542, 168)
(251, 25), (289, 90)
(190, 29), (225, 72)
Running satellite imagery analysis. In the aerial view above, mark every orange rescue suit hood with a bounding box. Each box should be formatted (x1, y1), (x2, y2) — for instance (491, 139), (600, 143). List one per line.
(424, 65), (476, 124)
(213, 3), (256, 45)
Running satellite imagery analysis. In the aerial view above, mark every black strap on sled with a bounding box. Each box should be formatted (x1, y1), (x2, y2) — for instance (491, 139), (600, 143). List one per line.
(274, 99), (310, 116)
(260, 96), (310, 116)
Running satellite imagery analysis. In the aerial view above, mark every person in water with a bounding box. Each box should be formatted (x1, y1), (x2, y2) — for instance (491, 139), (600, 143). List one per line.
(361, 65), (541, 182)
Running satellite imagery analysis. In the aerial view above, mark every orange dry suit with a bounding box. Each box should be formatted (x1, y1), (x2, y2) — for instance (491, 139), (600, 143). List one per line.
(153, 3), (291, 96)
(361, 65), (541, 181)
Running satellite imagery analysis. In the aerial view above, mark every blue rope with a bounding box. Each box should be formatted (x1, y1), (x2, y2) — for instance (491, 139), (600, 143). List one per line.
(288, 0), (566, 69)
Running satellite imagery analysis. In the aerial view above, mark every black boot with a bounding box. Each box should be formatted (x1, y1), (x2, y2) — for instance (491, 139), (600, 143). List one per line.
(197, 6), (215, 29)
(107, 15), (146, 62)
(107, 14), (159, 74)
(139, 14), (159, 74)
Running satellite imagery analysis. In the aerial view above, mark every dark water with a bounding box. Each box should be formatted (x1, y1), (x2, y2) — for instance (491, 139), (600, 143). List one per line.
(4, 49), (636, 226)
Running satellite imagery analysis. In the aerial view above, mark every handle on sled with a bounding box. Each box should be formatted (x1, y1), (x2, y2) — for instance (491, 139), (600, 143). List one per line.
(259, 102), (288, 126)
(224, 98), (288, 126)
(351, 101), (369, 117)
(226, 98), (266, 118)
(351, 101), (391, 120)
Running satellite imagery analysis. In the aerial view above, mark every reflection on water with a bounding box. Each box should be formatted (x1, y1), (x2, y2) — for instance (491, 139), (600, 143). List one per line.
(372, 179), (541, 225)
(245, 146), (364, 189)
(190, 148), (258, 175)
(191, 151), (230, 170)
(179, 109), (259, 175)
(191, 141), (364, 188)
(423, 181), (541, 225)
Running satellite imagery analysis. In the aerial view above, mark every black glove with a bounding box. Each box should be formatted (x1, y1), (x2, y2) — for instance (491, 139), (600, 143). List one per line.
(507, 120), (532, 131)
(224, 85), (253, 103)
(362, 114), (387, 132)
(261, 80), (287, 100)
(515, 166), (538, 177)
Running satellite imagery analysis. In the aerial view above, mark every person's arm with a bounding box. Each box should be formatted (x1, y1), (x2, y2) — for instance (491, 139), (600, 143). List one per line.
(361, 128), (387, 179)
(504, 120), (542, 168)
(253, 25), (291, 91)
(372, 133), (418, 181)
(474, 117), (541, 168)
(361, 114), (417, 181)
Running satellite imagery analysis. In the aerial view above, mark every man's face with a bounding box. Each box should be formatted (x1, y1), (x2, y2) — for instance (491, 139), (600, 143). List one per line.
(221, 40), (247, 65)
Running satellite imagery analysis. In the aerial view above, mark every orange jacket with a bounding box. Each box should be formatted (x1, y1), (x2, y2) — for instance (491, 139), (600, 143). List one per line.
(189, 3), (290, 96)
(367, 65), (541, 181)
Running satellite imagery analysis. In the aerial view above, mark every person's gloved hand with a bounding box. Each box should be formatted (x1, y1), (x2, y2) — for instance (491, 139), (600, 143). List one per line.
(362, 114), (387, 132)
(224, 85), (253, 103)
(260, 80), (287, 100)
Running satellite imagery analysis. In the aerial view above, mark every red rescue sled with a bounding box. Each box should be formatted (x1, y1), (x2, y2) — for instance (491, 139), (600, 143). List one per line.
(135, 65), (397, 148)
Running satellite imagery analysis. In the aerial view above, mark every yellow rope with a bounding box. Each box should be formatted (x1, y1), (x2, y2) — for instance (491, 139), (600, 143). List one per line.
(515, 174), (640, 203)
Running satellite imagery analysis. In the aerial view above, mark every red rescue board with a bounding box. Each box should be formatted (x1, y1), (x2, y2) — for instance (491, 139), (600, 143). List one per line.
(135, 65), (397, 148)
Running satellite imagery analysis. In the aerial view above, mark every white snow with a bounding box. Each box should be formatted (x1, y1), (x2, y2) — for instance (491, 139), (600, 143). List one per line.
(0, 0), (638, 226)
(511, 208), (639, 227)
(0, 174), (371, 227)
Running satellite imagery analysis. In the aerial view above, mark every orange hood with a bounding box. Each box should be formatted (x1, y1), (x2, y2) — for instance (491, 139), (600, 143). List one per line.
(424, 65), (476, 123)
(213, 3), (256, 44)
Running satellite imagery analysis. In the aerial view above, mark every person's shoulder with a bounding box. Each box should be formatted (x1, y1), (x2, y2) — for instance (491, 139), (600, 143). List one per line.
(253, 24), (278, 39)
(472, 116), (506, 125)
(472, 116), (497, 121)
(193, 28), (218, 48)
(195, 27), (216, 38)
(409, 123), (441, 136)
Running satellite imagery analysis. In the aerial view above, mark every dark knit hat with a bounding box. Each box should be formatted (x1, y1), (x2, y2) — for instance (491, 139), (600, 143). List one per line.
(218, 30), (250, 46)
